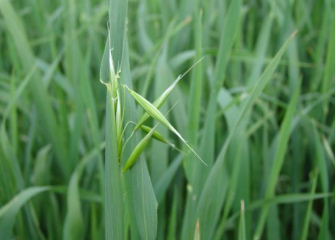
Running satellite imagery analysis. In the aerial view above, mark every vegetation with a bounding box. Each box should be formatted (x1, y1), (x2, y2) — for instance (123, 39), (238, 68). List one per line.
(0, 0), (334, 239)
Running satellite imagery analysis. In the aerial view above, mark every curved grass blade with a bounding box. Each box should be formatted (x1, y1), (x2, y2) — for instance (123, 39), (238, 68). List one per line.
(0, 0), (68, 178)
(225, 192), (335, 226)
(300, 170), (319, 240)
(123, 125), (157, 172)
(197, 31), (297, 240)
(221, 192), (335, 238)
(63, 145), (104, 240)
(0, 187), (50, 239)
(0, 66), (37, 130)
(140, 125), (178, 149)
(100, 39), (110, 85)
(134, 58), (204, 130)
(126, 85), (206, 166)
(154, 154), (183, 204)
(197, 0), (242, 174)
(253, 81), (300, 239)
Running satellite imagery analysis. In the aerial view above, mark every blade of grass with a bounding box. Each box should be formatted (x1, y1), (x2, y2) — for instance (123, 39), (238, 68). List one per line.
(197, 31), (297, 240)
(198, 0), (241, 170)
(321, 16), (335, 116)
(311, 123), (330, 240)
(102, 0), (129, 238)
(300, 169), (319, 240)
(238, 201), (246, 240)
(225, 192), (335, 228)
(126, 86), (206, 165)
(63, 145), (104, 240)
(167, 187), (179, 240)
(0, 187), (50, 239)
(154, 155), (183, 204)
(104, 89), (124, 240)
(254, 80), (301, 240)
(183, 9), (204, 184)
(121, 42), (158, 240)
(0, 0), (68, 177)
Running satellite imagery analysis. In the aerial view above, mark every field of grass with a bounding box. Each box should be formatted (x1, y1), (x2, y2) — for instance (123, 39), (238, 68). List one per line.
(0, 0), (334, 239)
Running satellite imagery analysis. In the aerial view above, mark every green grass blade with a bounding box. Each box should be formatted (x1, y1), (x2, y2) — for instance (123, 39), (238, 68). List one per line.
(0, 0), (334, 239)
(0, 0), (68, 177)
(100, 39), (110, 84)
(123, 125), (156, 172)
(102, 0), (129, 238)
(104, 90), (124, 240)
(154, 155), (183, 204)
(198, 0), (241, 170)
(238, 201), (246, 240)
(0, 187), (50, 239)
(321, 16), (335, 115)
(300, 170), (319, 240)
(254, 81), (301, 240)
(121, 42), (158, 240)
(197, 31), (296, 240)
(183, 9), (204, 183)
(167, 188), (179, 240)
(311, 124), (330, 240)
(108, 0), (128, 72)
(135, 57), (202, 131)
(225, 192), (335, 228)
(247, 13), (273, 86)
(63, 146), (103, 240)
(126, 86), (206, 165)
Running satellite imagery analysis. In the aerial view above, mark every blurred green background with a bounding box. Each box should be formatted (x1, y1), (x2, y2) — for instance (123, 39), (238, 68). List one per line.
(0, 0), (334, 239)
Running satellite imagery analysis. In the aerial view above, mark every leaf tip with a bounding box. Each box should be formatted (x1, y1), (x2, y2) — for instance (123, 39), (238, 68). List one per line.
(290, 30), (298, 39)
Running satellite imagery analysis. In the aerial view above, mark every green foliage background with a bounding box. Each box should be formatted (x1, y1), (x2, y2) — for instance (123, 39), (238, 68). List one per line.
(0, 0), (334, 239)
